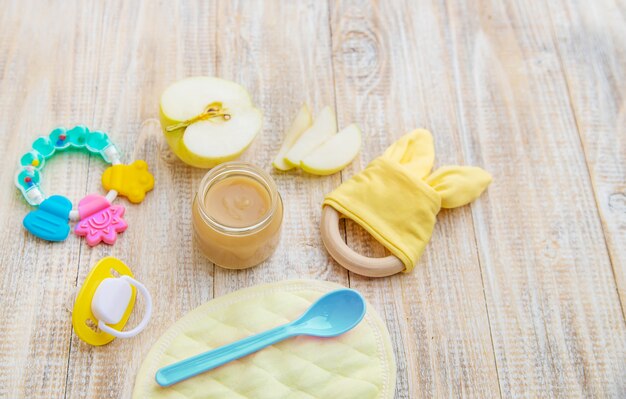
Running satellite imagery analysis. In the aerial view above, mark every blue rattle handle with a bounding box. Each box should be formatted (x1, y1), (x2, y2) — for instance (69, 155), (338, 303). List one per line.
(155, 324), (295, 387)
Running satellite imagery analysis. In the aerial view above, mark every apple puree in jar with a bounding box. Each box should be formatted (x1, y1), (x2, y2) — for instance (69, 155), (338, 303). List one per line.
(205, 176), (270, 228)
(192, 162), (283, 269)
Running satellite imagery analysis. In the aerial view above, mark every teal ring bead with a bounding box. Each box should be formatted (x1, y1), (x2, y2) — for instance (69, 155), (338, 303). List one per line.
(15, 126), (120, 206)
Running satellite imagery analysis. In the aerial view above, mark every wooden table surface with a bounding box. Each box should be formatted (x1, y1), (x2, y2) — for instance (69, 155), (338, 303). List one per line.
(1, 0), (625, 398)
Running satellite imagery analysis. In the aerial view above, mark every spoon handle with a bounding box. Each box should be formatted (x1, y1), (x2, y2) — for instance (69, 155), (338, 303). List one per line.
(155, 324), (294, 387)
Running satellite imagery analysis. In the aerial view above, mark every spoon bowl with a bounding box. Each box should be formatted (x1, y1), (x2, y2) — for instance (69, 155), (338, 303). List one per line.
(291, 289), (366, 337)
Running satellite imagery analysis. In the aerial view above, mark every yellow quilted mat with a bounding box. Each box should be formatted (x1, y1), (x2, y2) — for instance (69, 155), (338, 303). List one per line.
(133, 280), (396, 399)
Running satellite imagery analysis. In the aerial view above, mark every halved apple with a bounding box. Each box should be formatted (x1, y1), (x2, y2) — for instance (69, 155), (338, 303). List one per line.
(159, 77), (263, 168)
(284, 106), (337, 167)
(300, 124), (362, 175)
(272, 104), (313, 171)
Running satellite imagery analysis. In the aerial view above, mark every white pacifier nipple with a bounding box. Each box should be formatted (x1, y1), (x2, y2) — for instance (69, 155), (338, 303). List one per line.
(92, 275), (153, 339)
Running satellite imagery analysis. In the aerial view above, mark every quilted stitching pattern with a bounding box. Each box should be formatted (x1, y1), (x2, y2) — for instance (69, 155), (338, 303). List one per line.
(133, 280), (395, 399)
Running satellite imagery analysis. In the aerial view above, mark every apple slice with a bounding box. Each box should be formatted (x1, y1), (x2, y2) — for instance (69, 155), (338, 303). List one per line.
(160, 77), (263, 168)
(272, 104), (313, 171)
(284, 106), (337, 167)
(300, 124), (362, 175)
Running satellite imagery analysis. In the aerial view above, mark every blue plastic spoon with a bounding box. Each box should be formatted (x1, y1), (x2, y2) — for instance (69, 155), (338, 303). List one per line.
(155, 289), (366, 387)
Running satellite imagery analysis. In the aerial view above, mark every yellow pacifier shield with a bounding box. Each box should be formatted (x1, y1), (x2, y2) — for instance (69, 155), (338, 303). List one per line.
(72, 257), (137, 346)
(133, 280), (396, 399)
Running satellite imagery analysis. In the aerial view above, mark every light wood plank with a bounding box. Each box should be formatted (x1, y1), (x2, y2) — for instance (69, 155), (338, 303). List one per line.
(212, 0), (349, 297)
(329, 1), (501, 397)
(0, 0), (624, 398)
(445, 0), (626, 396)
(0, 1), (104, 396)
(62, 2), (219, 398)
(546, 0), (626, 317)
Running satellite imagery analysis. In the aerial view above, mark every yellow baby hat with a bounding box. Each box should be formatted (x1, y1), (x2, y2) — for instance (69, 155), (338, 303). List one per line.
(323, 129), (492, 272)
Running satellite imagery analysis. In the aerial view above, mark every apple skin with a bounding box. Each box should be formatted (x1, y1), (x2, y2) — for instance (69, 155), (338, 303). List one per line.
(159, 105), (261, 168)
(283, 106), (337, 168)
(300, 159), (352, 176)
(272, 104), (313, 171)
(299, 124), (362, 176)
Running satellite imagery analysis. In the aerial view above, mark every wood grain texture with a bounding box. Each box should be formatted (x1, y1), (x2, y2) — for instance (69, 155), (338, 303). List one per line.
(545, 0), (626, 317)
(0, 2), (101, 397)
(329, 1), (501, 397)
(212, 0), (349, 297)
(0, 0), (624, 398)
(445, 0), (626, 396)
(62, 2), (220, 399)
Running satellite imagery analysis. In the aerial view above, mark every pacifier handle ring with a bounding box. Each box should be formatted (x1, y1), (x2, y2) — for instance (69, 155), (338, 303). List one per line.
(97, 275), (153, 339)
(320, 205), (405, 277)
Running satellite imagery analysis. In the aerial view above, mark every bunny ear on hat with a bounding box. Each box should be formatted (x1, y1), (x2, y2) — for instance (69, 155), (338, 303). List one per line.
(382, 129), (435, 180)
(425, 165), (492, 209)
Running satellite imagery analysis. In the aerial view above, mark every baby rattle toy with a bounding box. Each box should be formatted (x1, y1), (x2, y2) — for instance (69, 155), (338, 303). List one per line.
(15, 125), (154, 246)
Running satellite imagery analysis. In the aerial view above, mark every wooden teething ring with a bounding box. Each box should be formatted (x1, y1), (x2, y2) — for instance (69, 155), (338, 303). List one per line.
(321, 206), (405, 277)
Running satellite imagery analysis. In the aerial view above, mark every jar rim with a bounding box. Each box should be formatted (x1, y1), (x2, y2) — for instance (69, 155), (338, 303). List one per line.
(195, 162), (280, 235)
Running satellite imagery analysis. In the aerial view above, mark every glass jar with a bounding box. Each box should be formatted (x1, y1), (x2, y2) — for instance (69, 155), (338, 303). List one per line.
(192, 162), (283, 269)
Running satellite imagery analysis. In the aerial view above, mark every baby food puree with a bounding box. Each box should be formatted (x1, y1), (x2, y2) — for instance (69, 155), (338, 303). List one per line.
(192, 162), (283, 269)
(204, 176), (270, 228)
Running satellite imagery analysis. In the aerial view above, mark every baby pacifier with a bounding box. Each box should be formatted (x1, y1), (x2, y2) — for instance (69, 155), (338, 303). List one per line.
(72, 257), (152, 346)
